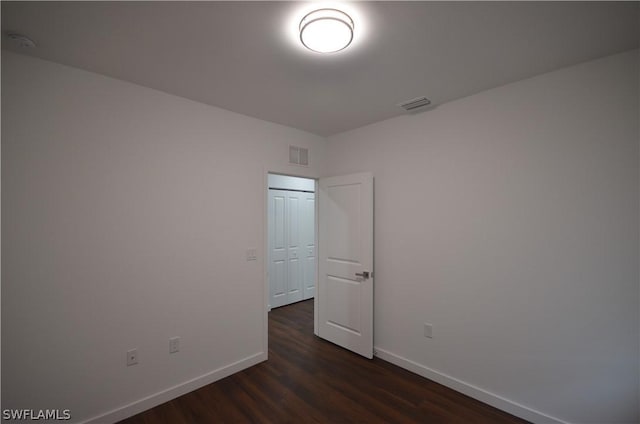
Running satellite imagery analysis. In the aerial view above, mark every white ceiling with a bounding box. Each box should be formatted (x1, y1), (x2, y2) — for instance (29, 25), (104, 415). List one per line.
(2, 1), (638, 136)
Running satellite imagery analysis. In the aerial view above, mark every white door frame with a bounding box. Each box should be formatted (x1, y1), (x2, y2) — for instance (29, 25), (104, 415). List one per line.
(262, 169), (320, 359)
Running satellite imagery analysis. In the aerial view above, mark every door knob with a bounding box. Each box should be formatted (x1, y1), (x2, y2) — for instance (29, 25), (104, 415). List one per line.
(355, 271), (370, 279)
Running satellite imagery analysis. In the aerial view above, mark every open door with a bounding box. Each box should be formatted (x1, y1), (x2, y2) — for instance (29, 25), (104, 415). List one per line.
(318, 172), (373, 358)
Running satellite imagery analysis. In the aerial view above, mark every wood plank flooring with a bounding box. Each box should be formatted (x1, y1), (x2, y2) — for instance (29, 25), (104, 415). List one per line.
(119, 300), (528, 423)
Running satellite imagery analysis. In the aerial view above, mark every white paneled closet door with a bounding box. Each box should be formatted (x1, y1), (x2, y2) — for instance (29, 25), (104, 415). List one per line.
(268, 187), (315, 309)
(286, 191), (303, 304)
(301, 191), (316, 300)
(268, 190), (288, 309)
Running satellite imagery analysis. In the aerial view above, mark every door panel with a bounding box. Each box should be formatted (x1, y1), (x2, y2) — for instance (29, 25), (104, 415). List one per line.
(326, 276), (361, 333)
(319, 173), (373, 358)
(272, 260), (286, 303)
(274, 195), (286, 249)
(287, 193), (303, 302)
(269, 190), (288, 308)
(326, 184), (361, 263)
(304, 255), (315, 299)
(302, 192), (316, 299)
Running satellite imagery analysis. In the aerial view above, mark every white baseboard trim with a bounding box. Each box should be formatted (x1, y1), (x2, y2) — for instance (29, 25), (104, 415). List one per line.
(373, 347), (567, 424)
(81, 351), (267, 424)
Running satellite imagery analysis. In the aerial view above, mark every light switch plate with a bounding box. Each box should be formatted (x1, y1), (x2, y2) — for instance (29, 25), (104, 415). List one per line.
(169, 336), (180, 354)
(246, 248), (257, 261)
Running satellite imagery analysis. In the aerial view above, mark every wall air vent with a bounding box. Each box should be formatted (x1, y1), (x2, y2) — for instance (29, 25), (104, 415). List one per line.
(289, 145), (309, 166)
(398, 96), (432, 112)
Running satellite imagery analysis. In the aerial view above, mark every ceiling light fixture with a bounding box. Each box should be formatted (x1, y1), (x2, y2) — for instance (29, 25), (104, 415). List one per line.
(299, 8), (354, 53)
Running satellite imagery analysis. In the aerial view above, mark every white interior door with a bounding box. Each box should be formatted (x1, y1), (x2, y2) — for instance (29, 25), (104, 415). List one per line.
(269, 185), (316, 309)
(302, 191), (316, 300)
(318, 172), (374, 359)
(268, 189), (288, 309)
(286, 191), (303, 303)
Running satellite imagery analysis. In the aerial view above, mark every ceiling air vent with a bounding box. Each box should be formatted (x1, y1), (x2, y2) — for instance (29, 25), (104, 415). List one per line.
(289, 145), (309, 166)
(398, 96), (431, 112)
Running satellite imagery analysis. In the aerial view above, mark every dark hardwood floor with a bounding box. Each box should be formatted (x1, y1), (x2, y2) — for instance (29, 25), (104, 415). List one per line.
(119, 300), (528, 423)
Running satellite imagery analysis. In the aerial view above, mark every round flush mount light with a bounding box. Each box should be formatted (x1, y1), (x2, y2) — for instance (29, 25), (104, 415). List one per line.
(299, 8), (354, 53)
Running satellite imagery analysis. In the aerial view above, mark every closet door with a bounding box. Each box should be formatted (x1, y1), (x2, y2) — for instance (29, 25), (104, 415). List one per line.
(302, 192), (316, 300)
(268, 190), (288, 309)
(269, 187), (316, 309)
(287, 192), (303, 303)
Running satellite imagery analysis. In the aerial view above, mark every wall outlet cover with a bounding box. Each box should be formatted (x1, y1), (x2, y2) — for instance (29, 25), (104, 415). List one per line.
(126, 348), (138, 366)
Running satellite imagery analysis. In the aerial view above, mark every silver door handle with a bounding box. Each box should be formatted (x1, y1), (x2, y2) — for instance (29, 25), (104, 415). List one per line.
(355, 271), (370, 279)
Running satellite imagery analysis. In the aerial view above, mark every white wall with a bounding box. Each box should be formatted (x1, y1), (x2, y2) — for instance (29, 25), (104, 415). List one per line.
(1, 51), (326, 422)
(3, 47), (639, 424)
(326, 50), (639, 424)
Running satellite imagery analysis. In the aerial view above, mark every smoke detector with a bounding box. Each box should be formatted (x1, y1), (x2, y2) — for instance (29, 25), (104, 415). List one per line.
(5, 32), (36, 48)
(398, 96), (432, 112)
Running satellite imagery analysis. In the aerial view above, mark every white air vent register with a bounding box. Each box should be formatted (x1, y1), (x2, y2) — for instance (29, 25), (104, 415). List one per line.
(289, 145), (309, 166)
(398, 96), (432, 112)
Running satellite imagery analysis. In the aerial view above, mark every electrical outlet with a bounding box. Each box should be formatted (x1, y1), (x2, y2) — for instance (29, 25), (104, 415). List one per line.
(169, 336), (180, 354)
(126, 348), (138, 366)
(424, 323), (433, 338)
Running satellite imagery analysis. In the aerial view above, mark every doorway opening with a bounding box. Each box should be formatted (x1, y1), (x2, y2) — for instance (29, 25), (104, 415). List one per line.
(264, 171), (374, 359)
(266, 173), (317, 331)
